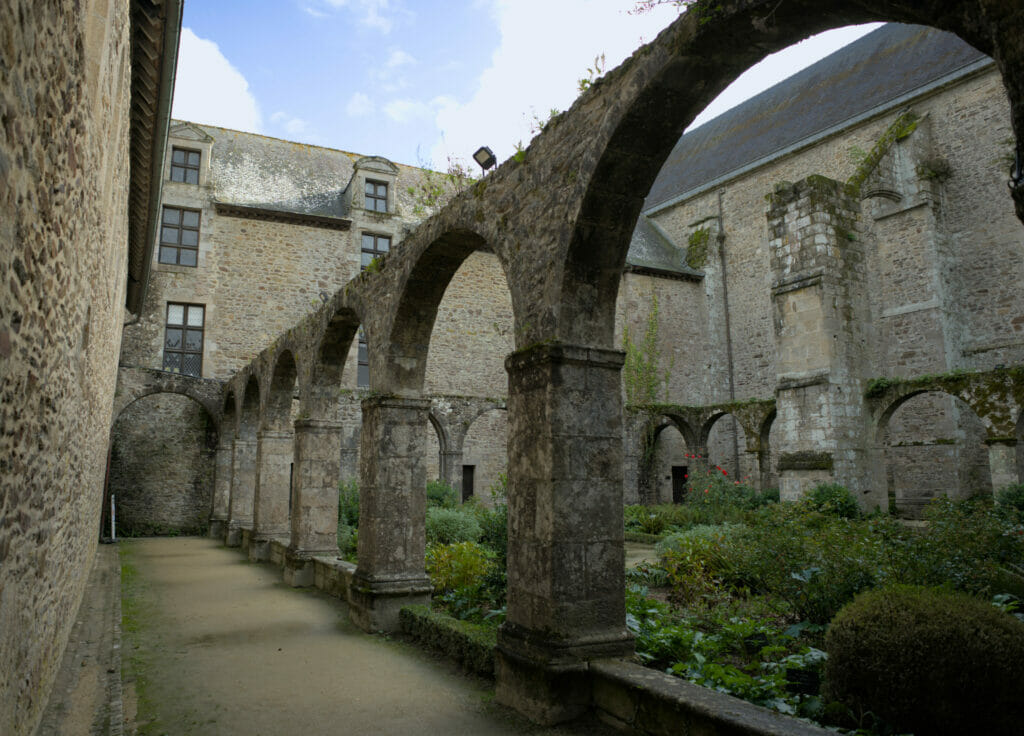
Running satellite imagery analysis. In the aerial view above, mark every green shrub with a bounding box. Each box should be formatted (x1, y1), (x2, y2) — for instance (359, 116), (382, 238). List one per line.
(474, 502), (507, 563)
(656, 524), (742, 605)
(799, 483), (860, 519)
(338, 478), (360, 527)
(426, 479), (457, 508)
(824, 585), (1024, 735)
(425, 541), (494, 593)
(425, 506), (481, 545)
(997, 483), (1024, 520)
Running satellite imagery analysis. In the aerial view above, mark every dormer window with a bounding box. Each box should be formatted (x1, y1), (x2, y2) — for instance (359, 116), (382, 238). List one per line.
(170, 147), (201, 184)
(365, 180), (388, 213)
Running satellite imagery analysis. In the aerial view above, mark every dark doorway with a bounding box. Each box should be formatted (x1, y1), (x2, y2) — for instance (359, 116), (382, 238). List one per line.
(671, 466), (688, 503)
(462, 465), (475, 502)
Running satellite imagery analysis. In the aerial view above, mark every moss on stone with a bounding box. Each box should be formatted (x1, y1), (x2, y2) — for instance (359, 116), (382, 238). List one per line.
(685, 227), (711, 270)
(399, 604), (496, 676)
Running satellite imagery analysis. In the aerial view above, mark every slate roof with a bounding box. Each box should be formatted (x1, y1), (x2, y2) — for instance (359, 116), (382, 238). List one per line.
(642, 23), (990, 213)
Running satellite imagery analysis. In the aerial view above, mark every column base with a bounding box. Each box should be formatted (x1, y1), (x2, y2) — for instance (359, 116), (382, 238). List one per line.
(225, 522), (248, 548)
(208, 519), (226, 540)
(283, 548), (336, 587)
(247, 532), (289, 562)
(348, 573), (432, 632)
(495, 623), (633, 726)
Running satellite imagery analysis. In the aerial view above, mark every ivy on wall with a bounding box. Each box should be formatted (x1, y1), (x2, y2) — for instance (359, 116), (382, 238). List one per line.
(623, 292), (672, 404)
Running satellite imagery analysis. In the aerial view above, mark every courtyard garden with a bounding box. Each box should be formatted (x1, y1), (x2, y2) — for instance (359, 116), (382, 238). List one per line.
(339, 472), (1024, 735)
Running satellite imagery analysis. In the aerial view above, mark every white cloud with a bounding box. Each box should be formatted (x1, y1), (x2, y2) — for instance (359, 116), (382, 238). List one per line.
(323, 0), (395, 32)
(431, 0), (677, 167)
(270, 111), (310, 136)
(346, 92), (374, 117)
(171, 28), (262, 133)
(386, 49), (416, 68)
(430, 2), (881, 168)
(384, 95), (453, 124)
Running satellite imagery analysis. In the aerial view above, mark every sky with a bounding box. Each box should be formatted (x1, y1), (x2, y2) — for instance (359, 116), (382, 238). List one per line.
(171, 0), (883, 171)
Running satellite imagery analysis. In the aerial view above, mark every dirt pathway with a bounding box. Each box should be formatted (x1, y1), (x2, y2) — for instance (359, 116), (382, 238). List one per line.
(120, 538), (619, 736)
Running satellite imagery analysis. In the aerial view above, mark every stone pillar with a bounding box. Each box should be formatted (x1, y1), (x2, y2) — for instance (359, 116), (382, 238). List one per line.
(441, 450), (463, 498)
(249, 429), (294, 561)
(348, 396), (433, 632)
(226, 438), (257, 547)
(495, 344), (632, 725)
(987, 438), (1019, 491)
(767, 177), (873, 504)
(284, 419), (344, 587)
(209, 441), (233, 539)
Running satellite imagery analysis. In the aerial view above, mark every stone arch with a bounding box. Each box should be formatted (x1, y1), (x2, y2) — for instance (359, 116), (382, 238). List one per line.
(384, 228), (491, 393)
(108, 391), (218, 536)
(309, 308), (362, 420)
(637, 414), (698, 505)
(462, 407), (509, 505)
(111, 367), (223, 429)
(701, 411), (755, 482)
(263, 349), (297, 431)
(557, 0), (1019, 348)
(239, 374), (260, 441)
(877, 388), (991, 516)
(424, 410), (450, 485)
(760, 409), (779, 491)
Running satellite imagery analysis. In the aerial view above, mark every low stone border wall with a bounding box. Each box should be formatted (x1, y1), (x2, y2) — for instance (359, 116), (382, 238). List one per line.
(590, 659), (830, 736)
(312, 556), (357, 600)
(399, 605), (496, 676)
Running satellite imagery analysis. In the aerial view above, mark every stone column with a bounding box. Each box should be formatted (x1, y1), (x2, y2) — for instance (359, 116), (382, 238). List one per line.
(284, 419), (344, 587)
(226, 438), (257, 547)
(348, 396), (433, 632)
(249, 429), (294, 561)
(767, 177), (873, 504)
(495, 344), (632, 725)
(441, 450), (463, 498)
(987, 438), (1019, 491)
(209, 441), (233, 539)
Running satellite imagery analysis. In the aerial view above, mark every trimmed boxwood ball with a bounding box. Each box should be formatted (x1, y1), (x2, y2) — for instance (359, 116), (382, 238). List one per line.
(824, 584), (1024, 736)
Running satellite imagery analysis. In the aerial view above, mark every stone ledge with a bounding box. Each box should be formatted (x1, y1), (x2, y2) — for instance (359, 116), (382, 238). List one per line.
(590, 659), (830, 736)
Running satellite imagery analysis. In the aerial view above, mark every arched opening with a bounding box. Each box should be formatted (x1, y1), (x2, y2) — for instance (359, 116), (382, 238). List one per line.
(761, 410), (780, 492)
(226, 375), (261, 547)
(424, 411), (447, 487)
(462, 408), (509, 506)
(705, 413), (754, 483)
(649, 421), (691, 504)
(315, 310), (364, 480)
(109, 392), (217, 536)
(880, 390), (991, 517)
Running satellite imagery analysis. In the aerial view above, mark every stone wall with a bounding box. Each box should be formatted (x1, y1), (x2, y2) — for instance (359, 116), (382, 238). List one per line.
(110, 394), (216, 534)
(0, 1), (133, 732)
(462, 408), (509, 505)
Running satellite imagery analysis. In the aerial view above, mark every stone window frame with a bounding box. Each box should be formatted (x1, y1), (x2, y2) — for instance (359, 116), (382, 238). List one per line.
(170, 147), (201, 184)
(360, 231), (391, 270)
(364, 179), (388, 213)
(163, 302), (205, 377)
(159, 205), (201, 267)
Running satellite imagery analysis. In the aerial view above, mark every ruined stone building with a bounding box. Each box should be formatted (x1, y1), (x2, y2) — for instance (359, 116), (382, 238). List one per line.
(7, 1), (1024, 733)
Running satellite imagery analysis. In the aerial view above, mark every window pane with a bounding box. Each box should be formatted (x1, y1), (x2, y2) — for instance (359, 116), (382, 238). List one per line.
(358, 341), (367, 362)
(375, 183), (387, 196)
(357, 364), (369, 388)
(378, 237), (390, 252)
(159, 247), (177, 264)
(171, 168), (184, 182)
(361, 252), (373, 269)
(184, 329), (203, 350)
(361, 233), (374, 250)
(182, 353), (202, 377)
(185, 169), (198, 185)
(178, 249), (197, 267)
(187, 306), (204, 326)
(180, 229), (198, 247)
(172, 149), (185, 164)
(167, 304), (184, 325)
(163, 352), (181, 372)
(161, 226), (178, 244)
(187, 151), (200, 166)
(182, 210), (200, 227)
(162, 208), (180, 225)
(365, 181), (375, 195)
(164, 328), (182, 349)
(375, 199), (387, 212)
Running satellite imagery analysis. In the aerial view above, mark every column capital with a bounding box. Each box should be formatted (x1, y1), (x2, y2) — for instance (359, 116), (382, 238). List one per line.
(505, 342), (625, 374)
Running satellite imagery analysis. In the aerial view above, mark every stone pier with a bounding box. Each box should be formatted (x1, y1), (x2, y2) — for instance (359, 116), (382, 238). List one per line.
(348, 396), (432, 632)
(249, 430), (294, 561)
(209, 441), (233, 539)
(226, 438), (257, 547)
(284, 419), (345, 587)
(495, 344), (633, 725)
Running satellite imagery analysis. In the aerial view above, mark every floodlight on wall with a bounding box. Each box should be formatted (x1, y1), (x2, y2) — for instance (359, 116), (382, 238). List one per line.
(473, 146), (497, 174)
(1010, 144), (1023, 190)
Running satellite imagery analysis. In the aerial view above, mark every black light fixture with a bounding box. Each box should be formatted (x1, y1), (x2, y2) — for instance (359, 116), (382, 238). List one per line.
(1009, 143), (1023, 190)
(473, 146), (497, 174)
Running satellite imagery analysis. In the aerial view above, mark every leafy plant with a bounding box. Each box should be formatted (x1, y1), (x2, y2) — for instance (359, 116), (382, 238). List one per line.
(425, 506), (481, 545)
(799, 483), (860, 519)
(426, 478), (457, 509)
